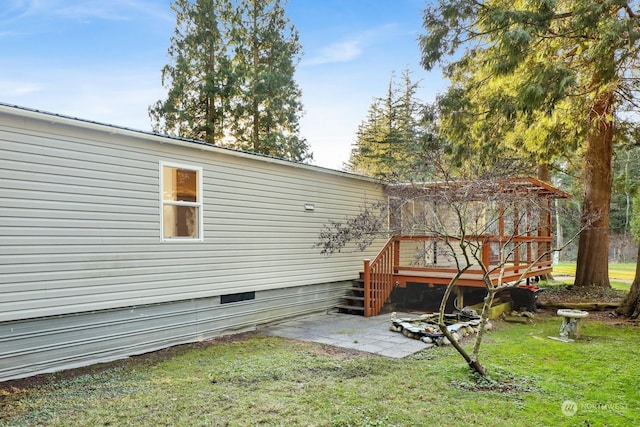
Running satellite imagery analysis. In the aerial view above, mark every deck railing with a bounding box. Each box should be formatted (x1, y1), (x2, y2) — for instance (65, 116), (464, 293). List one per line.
(362, 234), (553, 316)
(363, 238), (397, 317)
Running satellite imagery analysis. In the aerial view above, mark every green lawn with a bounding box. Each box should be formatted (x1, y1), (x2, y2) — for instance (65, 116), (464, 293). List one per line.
(551, 262), (636, 291)
(2, 317), (639, 427)
(552, 262), (636, 281)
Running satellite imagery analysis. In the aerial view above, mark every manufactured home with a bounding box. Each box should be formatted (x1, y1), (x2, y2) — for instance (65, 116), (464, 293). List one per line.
(0, 104), (569, 381)
(0, 103), (387, 381)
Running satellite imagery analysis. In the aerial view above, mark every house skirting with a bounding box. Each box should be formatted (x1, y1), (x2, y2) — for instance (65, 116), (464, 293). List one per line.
(0, 281), (352, 381)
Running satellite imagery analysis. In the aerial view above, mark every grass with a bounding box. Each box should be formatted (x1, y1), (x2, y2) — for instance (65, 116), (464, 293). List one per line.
(2, 317), (639, 427)
(553, 262), (636, 281)
(552, 262), (635, 291)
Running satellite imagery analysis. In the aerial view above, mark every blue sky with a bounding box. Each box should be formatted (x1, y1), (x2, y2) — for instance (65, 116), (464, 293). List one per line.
(1, 0), (445, 170)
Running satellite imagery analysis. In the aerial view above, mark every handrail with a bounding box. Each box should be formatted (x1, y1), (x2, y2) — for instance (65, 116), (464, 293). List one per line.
(363, 237), (397, 316)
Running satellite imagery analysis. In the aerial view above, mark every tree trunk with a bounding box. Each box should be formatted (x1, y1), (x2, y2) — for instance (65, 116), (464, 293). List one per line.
(251, 0), (260, 153)
(574, 92), (614, 288)
(537, 163), (549, 182)
(617, 245), (640, 319)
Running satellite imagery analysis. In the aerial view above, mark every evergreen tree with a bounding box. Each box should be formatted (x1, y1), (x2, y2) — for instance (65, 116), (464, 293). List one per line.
(420, 0), (640, 288)
(150, 0), (310, 162)
(230, 0), (310, 161)
(347, 70), (435, 179)
(149, 0), (235, 144)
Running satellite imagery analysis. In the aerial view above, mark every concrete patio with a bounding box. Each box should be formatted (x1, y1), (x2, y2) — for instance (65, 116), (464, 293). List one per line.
(261, 311), (429, 358)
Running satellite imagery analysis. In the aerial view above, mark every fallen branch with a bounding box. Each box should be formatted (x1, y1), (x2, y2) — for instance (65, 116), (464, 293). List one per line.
(537, 302), (620, 310)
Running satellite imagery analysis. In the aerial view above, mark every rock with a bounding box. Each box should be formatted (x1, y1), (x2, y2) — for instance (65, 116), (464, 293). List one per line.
(399, 322), (414, 330)
(421, 336), (433, 344)
(451, 332), (460, 342)
(484, 321), (493, 331)
(461, 307), (478, 317)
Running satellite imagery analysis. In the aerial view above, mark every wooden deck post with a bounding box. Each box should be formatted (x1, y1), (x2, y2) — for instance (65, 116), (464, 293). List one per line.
(513, 205), (520, 272)
(546, 199), (552, 263)
(455, 286), (464, 309)
(363, 259), (371, 317)
(393, 238), (400, 273)
(482, 241), (491, 270)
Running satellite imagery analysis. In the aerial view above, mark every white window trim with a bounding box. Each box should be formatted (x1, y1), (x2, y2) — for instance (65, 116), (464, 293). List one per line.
(159, 161), (204, 243)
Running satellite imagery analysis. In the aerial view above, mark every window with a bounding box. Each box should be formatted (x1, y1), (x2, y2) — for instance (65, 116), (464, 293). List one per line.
(160, 162), (203, 242)
(388, 197), (416, 235)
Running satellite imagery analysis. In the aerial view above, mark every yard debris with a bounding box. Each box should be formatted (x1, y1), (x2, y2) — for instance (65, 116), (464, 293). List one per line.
(389, 312), (490, 346)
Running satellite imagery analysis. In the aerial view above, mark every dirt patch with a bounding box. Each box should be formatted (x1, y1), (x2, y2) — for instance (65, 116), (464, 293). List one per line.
(303, 342), (378, 359)
(536, 285), (640, 326)
(533, 307), (631, 324)
(531, 282), (639, 326)
(538, 284), (626, 305)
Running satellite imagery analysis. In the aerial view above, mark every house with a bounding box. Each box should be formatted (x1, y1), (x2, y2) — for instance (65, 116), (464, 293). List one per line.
(0, 103), (570, 381)
(0, 103), (386, 381)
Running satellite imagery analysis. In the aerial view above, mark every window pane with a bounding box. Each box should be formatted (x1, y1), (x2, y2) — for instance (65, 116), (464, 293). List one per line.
(163, 205), (199, 238)
(163, 167), (198, 202)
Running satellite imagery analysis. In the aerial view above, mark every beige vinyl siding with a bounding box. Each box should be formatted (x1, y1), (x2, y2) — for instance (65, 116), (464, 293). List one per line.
(0, 107), (385, 322)
(0, 281), (353, 381)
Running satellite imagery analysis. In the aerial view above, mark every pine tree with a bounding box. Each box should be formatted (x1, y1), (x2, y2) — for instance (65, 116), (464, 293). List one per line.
(228, 0), (310, 161)
(149, 0), (236, 144)
(150, 0), (310, 162)
(347, 70), (434, 179)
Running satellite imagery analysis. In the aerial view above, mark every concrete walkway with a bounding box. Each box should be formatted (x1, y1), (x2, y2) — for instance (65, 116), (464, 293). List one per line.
(262, 311), (428, 358)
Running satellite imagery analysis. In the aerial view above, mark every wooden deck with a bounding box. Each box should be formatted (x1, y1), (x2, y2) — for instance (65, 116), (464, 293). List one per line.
(362, 235), (554, 316)
(357, 177), (569, 316)
(394, 263), (552, 288)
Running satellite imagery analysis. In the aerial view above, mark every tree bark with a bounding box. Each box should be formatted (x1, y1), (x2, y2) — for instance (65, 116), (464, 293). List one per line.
(617, 245), (640, 319)
(251, 0), (260, 153)
(574, 92), (614, 288)
(537, 163), (549, 182)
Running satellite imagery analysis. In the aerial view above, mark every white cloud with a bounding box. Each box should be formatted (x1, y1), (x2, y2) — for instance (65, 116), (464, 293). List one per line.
(304, 40), (363, 66)
(302, 23), (399, 67)
(0, 80), (43, 96)
(1, 0), (172, 24)
(2, 65), (165, 133)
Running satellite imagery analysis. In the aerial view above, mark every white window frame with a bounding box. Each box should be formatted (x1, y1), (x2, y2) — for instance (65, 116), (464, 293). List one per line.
(159, 161), (204, 243)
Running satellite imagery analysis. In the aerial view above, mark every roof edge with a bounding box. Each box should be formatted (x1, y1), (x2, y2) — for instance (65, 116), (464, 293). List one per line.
(0, 102), (380, 184)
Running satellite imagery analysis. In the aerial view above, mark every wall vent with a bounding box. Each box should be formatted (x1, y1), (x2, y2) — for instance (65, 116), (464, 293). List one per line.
(220, 291), (256, 304)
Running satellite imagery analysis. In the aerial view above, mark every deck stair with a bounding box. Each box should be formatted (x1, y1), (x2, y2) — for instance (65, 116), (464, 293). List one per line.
(335, 278), (366, 315)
